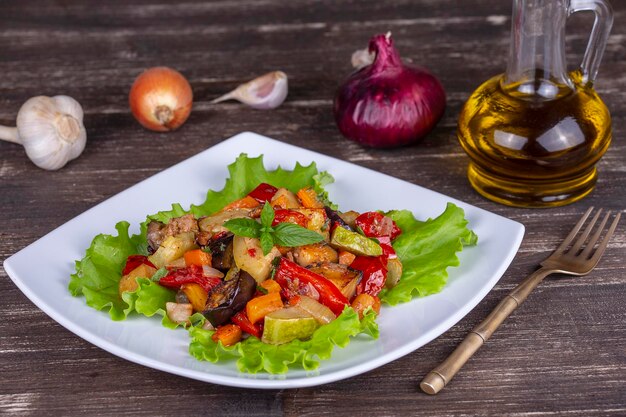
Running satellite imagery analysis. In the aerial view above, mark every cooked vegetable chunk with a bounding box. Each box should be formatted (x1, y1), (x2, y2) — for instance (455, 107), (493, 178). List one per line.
(202, 269), (256, 327)
(293, 243), (338, 267)
(232, 236), (281, 283)
(307, 262), (361, 300)
(262, 307), (319, 345)
(148, 232), (198, 268)
(330, 226), (382, 257)
(118, 263), (157, 297)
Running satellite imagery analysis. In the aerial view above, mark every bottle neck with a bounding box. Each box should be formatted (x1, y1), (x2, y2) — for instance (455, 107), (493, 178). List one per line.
(503, 0), (574, 99)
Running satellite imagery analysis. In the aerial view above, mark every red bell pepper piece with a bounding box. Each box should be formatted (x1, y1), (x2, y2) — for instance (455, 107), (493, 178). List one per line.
(123, 255), (156, 275)
(247, 183), (279, 203)
(159, 264), (221, 292)
(355, 212), (401, 240)
(272, 209), (308, 228)
(351, 256), (388, 297)
(274, 258), (349, 315)
(377, 236), (397, 260)
(231, 311), (263, 338)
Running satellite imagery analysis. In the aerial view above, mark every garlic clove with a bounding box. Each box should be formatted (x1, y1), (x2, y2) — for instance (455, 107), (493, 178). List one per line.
(211, 71), (288, 110)
(16, 95), (86, 170)
(351, 32), (392, 70)
(351, 48), (375, 70)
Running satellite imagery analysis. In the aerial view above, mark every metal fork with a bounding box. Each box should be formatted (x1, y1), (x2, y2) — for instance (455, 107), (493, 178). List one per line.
(420, 207), (621, 395)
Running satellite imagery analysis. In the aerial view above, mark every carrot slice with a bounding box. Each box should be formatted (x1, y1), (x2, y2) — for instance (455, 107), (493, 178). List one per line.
(211, 324), (242, 346)
(184, 249), (212, 267)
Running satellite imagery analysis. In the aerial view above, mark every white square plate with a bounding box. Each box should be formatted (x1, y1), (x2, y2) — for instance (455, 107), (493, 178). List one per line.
(3, 132), (524, 389)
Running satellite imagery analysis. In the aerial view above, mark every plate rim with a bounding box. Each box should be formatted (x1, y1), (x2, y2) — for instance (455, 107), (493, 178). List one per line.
(3, 131), (525, 389)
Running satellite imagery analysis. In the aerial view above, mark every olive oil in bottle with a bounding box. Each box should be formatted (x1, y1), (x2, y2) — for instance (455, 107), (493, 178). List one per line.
(457, 0), (613, 207)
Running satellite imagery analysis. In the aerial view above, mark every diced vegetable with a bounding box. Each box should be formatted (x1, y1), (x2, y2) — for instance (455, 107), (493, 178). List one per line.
(270, 188), (300, 209)
(338, 211), (360, 229)
(159, 264), (221, 292)
(330, 226), (382, 257)
(224, 195), (261, 210)
(293, 208), (327, 230)
(166, 302), (193, 324)
(122, 255), (156, 276)
(209, 233), (234, 270)
(351, 256), (388, 297)
(201, 265), (225, 278)
(198, 209), (251, 235)
(202, 269), (256, 327)
(118, 263), (157, 297)
(231, 311), (262, 338)
(262, 307), (319, 345)
(296, 187), (324, 209)
(259, 279), (282, 294)
(293, 295), (336, 324)
(324, 206), (353, 231)
(308, 262), (361, 300)
(167, 257), (186, 268)
(355, 212), (402, 240)
(338, 250), (356, 266)
(274, 258), (349, 315)
(272, 209), (308, 227)
(351, 294), (381, 319)
(181, 283), (209, 312)
(385, 258), (403, 289)
(247, 183), (279, 203)
(211, 324), (243, 346)
(293, 243), (338, 267)
(148, 232), (198, 268)
(184, 249), (213, 267)
(232, 236), (281, 283)
(246, 292), (284, 324)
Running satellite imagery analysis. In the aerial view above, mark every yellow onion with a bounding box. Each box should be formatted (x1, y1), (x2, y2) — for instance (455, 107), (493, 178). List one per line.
(129, 67), (193, 132)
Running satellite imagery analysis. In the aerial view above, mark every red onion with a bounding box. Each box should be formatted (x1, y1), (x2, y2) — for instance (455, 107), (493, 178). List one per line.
(334, 33), (446, 148)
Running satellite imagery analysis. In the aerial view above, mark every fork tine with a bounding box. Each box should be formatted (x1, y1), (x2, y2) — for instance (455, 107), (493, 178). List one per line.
(580, 210), (611, 258)
(589, 212), (621, 264)
(570, 208), (603, 254)
(553, 206), (594, 254)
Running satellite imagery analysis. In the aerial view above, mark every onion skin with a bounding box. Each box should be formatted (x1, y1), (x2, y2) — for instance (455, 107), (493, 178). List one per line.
(129, 67), (193, 132)
(334, 34), (446, 148)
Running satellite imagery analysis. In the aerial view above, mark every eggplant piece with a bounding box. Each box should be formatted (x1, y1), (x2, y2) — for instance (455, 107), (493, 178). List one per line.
(324, 206), (353, 231)
(209, 233), (234, 271)
(202, 269), (256, 327)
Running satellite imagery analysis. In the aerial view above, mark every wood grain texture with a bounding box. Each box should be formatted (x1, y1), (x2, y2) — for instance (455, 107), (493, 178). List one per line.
(0, 1), (624, 416)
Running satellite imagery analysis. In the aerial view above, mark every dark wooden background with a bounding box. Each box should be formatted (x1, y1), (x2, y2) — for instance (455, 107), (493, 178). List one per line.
(1, 1), (624, 416)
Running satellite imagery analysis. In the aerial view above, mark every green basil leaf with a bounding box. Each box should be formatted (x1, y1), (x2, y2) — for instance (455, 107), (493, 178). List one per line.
(273, 223), (324, 247)
(260, 202), (275, 228)
(224, 218), (261, 238)
(260, 231), (274, 255)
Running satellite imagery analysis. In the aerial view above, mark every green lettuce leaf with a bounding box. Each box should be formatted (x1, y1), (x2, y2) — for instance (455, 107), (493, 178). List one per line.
(379, 203), (478, 305)
(190, 154), (321, 217)
(188, 307), (378, 374)
(68, 222), (148, 320)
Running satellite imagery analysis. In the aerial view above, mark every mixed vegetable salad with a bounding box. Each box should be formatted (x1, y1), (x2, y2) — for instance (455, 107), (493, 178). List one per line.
(69, 154), (477, 373)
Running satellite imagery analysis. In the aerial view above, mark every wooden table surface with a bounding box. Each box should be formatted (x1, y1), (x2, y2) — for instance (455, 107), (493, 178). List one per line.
(1, 1), (624, 416)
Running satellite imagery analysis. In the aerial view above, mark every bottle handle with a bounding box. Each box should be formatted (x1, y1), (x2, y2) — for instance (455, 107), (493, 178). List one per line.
(568, 0), (614, 85)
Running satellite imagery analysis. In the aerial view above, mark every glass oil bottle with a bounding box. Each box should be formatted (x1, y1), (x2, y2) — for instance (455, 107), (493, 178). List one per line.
(457, 0), (613, 207)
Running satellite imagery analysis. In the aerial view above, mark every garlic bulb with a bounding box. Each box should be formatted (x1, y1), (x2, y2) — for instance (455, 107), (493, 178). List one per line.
(0, 95), (86, 170)
(211, 71), (288, 110)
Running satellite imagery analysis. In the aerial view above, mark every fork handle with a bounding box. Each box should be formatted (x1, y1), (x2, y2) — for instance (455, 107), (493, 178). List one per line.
(420, 267), (554, 395)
